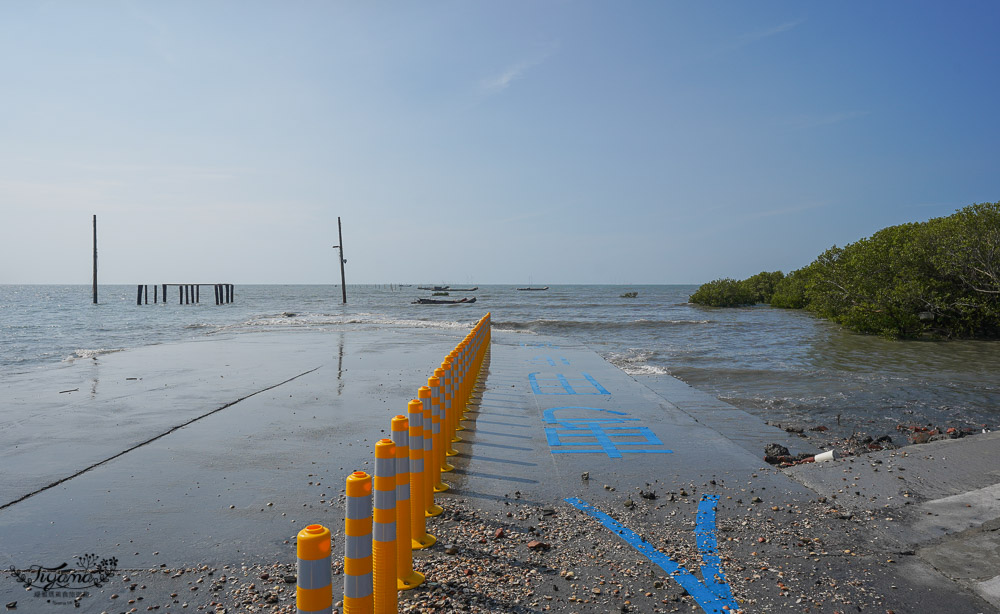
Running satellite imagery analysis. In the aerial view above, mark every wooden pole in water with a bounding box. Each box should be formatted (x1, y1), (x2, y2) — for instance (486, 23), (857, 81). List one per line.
(334, 216), (347, 304)
(92, 215), (98, 304)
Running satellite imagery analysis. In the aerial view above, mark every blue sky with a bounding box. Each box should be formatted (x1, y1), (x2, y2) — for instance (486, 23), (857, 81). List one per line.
(2, 1), (998, 284)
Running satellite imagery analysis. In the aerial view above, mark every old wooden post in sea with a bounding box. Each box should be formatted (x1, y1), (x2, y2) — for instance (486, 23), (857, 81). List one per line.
(332, 216), (347, 304)
(135, 284), (234, 305)
(92, 215), (98, 304)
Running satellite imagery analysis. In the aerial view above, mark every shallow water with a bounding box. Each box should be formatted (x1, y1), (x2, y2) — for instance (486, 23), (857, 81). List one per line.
(2, 284), (997, 438)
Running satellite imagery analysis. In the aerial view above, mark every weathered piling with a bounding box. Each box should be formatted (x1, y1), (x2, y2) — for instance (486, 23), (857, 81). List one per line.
(139, 284), (233, 306)
(92, 215), (98, 305)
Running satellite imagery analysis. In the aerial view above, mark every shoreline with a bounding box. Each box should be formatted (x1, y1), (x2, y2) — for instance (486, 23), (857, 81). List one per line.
(1, 329), (998, 612)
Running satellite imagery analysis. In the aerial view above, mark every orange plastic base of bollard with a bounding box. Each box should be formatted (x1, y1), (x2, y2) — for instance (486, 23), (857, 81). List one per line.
(412, 534), (436, 550)
(398, 570), (425, 591)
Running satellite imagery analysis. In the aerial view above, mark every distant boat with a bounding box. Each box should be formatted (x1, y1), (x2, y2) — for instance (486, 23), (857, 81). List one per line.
(517, 286), (549, 291)
(417, 285), (450, 291)
(412, 297), (478, 305)
(448, 287), (478, 292)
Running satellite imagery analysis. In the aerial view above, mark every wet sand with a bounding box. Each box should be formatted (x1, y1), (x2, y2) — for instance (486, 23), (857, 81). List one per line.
(2, 328), (998, 613)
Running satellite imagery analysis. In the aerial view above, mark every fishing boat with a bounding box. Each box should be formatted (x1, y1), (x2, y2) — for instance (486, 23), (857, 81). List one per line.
(412, 297), (478, 305)
(448, 287), (478, 292)
(517, 286), (549, 291)
(417, 285), (450, 291)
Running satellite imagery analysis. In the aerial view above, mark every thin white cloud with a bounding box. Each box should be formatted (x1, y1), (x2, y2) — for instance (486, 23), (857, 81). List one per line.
(737, 20), (805, 47)
(122, 0), (178, 65)
(704, 19), (804, 61)
(481, 60), (535, 93)
(479, 43), (558, 96)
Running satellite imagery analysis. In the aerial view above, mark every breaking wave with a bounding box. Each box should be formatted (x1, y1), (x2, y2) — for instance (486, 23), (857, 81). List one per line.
(63, 348), (126, 362)
(493, 319), (709, 335)
(604, 349), (672, 376)
(229, 312), (475, 332)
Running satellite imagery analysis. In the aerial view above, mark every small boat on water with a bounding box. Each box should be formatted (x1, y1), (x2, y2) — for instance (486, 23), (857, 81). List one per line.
(448, 287), (478, 292)
(412, 297), (478, 305)
(517, 286), (549, 291)
(417, 285), (450, 291)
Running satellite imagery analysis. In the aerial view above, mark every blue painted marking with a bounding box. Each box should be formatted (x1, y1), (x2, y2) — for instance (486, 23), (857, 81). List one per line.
(565, 496), (737, 613)
(582, 373), (611, 394)
(556, 373), (574, 393)
(530, 355), (572, 366)
(695, 495), (731, 601)
(544, 428), (563, 447)
(545, 425), (672, 458)
(542, 406), (633, 423)
(542, 407), (670, 457)
(529, 372), (611, 395)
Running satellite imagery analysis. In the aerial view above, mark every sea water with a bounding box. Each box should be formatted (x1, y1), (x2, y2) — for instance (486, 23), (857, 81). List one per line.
(2, 284), (998, 438)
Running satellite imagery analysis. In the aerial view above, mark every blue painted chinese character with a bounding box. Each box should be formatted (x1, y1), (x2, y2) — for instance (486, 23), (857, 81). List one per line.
(542, 406), (672, 458)
(529, 356), (571, 366)
(529, 372), (610, 395)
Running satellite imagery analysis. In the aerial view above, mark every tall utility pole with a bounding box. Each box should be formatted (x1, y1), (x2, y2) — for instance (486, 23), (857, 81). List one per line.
(332, 217), (347, 304)
(92, 215), (98, 304)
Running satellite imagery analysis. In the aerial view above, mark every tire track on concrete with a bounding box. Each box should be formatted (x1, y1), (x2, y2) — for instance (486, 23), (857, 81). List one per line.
(0, 366), (321, 511)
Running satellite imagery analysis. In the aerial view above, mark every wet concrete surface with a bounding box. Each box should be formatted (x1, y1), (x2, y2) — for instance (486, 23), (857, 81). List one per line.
(1, 328), (998, 613)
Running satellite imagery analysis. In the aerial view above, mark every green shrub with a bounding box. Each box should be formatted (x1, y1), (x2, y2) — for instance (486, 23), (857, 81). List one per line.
(769, 268), (812, 309)
(690, 201), (1000, 338)
(689, 278), (758, 307)
(740, 271), (785, 303)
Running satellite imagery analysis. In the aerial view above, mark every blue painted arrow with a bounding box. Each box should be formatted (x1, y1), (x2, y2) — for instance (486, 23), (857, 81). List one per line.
(565, 494), (738, 613)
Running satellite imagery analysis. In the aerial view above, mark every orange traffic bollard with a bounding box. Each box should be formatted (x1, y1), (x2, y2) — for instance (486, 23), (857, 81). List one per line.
(420, 384), (444, 515)
(297, 524), (332, 614)
(373, 439), (397, 613)
(344, 472), (373, 614)
(440, 361), (459, 465)
(430, 372), (453, 483)
(445, 354), (463, 442)
(407, 399), (436, 546)
(390, 415), (424, 590)
(453, 345), (468, 431)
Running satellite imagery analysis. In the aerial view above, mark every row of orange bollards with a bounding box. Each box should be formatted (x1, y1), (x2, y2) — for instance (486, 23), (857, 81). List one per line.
(296, 313), (491, 614)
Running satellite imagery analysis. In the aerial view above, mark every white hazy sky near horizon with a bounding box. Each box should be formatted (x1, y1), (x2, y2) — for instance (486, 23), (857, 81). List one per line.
(1, 1), (998, 285)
